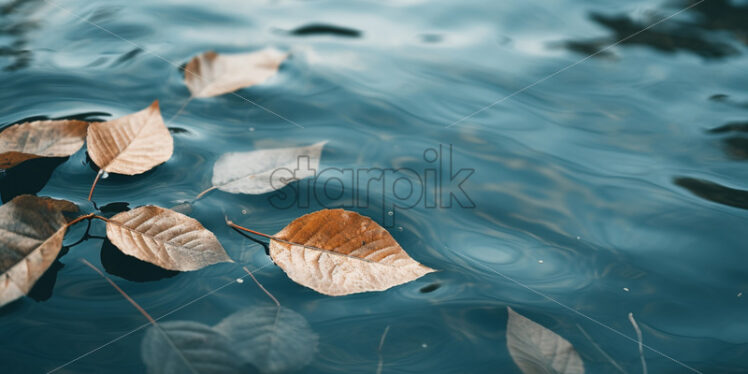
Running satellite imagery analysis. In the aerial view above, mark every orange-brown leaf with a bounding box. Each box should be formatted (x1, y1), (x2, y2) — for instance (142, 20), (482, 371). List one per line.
(86, 101), (173, 175)
(0, 120), (88, 169)
(269, 209), (435, 296)
(0, 195), (79, 307)
(106, 206), (232, 271)
(184, 48), (288, 98)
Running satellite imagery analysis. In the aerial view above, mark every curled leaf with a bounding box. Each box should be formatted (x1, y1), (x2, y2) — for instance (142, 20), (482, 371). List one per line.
(0, 195), (78, 307)
(141, 320), (249, 374)
(87, 100), (173, 175)
(106, 206), (232, 271)
(268, 209), (435, 296)
(0, 120), (88, 169)
(202, 141), (325, 198)
(214, 306), (318, 373)
(506, 307), (585, 374)
(184, 48), (288, 98)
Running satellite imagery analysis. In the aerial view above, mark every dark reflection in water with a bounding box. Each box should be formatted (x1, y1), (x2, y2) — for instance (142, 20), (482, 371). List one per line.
(0, 157), (67, 202)
(0, 0), (40, 70)
(559, 0), (746, 59)
(27, 246), (69, 302)
(100, 239), (180, 282)
(675, 177), (748, 210)
(287, 24), (361, 38)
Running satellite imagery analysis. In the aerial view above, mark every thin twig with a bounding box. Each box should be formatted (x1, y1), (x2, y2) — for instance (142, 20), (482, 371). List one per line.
(87, 169), (103, 201)
(577, 324), (627, 374)
(628, 312), (648, 374)
(226, 218), (273, 239)
(194, 185), (218, 201)
(81, 259), (156, 325)
(166, 97), (192, 124)
(376, 325), (390, 374)
(242, 266), (280, 308)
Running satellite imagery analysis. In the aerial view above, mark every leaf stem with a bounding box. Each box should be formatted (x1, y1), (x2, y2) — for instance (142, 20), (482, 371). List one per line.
(242, 266), (280, 308)
(66, 213), (95, 227)
(225, 218), (273, 239)
(87, 169), (104, 201)
(194, 185), (218, 201)
(81, 259), (156, 325)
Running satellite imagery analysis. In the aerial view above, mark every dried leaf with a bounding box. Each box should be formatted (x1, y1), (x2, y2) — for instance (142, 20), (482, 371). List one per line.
(87, 100), (173, 175)
(0, 120), (88, 169)
(0, 195), (78, 307)
(206, 141), (326, 197)
(141, 320), (249, 374)
(106, 206), (232, 271)
(268, 209), (435, 296)
(215, 306), (318, 373)
(506, 307), (585, 374)
(184, 48), (288, 98)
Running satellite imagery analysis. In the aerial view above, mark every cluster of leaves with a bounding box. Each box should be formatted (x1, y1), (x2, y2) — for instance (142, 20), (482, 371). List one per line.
(0, 48), (597, 374)
(0, 48), (438, 373)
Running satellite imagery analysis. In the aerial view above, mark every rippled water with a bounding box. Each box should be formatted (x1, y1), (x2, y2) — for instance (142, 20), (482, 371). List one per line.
(2, 0), (748, 373)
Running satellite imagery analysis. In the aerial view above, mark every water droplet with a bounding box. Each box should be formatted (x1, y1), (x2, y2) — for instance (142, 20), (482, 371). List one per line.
(623, 287), (630, 292)
(101, 171), (109, 179)
(538, 259), (544, 264)
(387, 211), (393, 216)
(236, 278), (244, 284)
(397, 226), (403, 231)
(241, 209), (247, 214)
(421, 343), (428, 348)
(249, 127), (255, 132)
(575, 236), (580, 240)
(738, 292), (743, 298)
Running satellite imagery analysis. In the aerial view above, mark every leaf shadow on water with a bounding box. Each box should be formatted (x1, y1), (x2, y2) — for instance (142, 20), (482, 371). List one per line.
(0, 157), (67, 202)
(553, 0), (746, 60)
(100, 239), (180, 282)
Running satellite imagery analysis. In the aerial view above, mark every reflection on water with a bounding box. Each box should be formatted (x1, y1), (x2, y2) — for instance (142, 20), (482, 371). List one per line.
(560, 0), (746, 59)
(1, 0), (748, 372)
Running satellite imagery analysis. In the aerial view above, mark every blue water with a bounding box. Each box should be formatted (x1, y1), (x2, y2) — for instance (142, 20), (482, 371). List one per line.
(2, 0), (748, 373)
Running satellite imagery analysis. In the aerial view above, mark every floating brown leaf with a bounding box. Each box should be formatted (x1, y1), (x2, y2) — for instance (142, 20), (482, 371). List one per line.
(506, 307), (585, 374)
(87, 100), (173, 175)
(0, 120), (88, 169)
(106, 206), (232, 271)
(184, 48), (288, 98)
(261, 209), (435, 296)
(0, 195), (78, 307)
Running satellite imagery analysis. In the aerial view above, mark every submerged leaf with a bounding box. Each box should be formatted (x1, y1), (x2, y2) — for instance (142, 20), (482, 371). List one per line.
(506, 307), (584, 374)
(215, 306), (318, 373)
(0, 195), (78, 307)
(184, 48), (288, 98)
(268, 209), (435, 296)
(106, 206), (232, 271)
(141, 320), (249, 374)
(86, 100), (173, 175)
(0, 120), (88, 169)
(208, 141), (326, 196)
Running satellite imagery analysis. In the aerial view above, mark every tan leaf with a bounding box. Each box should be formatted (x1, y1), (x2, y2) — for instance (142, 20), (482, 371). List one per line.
(86, 100), (173, 175)
(268, 209), (435, 296)
(106, 206), (232, 271)
(0, 195), (78, 307)
(0, 120), (88, 169)
(184, 48), (288, 98)
(506, 307), (585, 374)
